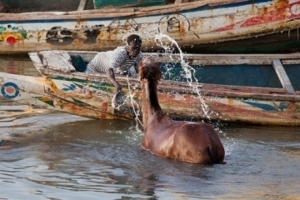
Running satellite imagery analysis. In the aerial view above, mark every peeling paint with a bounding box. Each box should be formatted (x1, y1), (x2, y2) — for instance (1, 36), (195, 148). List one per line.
(0, 0), (300, 54)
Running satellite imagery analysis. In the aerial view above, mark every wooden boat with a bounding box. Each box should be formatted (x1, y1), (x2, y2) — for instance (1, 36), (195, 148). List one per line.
(1, 0), (300, 55)
(1, 50), (300, 126)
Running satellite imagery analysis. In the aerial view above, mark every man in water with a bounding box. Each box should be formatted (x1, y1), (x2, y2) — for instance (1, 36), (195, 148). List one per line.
(85, 34), (143, 94)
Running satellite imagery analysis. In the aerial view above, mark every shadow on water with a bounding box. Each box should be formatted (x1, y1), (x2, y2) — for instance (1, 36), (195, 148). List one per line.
(1, 119), (300, 199)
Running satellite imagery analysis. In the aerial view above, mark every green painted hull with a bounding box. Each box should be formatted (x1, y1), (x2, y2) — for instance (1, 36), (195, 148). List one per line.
(1, 0), (300, 54)
(2, 50), (300, 126)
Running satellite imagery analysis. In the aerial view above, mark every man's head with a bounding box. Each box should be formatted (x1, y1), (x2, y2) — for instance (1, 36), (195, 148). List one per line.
(127, 34), (142, 57)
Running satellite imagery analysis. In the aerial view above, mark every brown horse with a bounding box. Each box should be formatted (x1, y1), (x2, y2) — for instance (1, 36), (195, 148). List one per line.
(139, 56), (225, 164)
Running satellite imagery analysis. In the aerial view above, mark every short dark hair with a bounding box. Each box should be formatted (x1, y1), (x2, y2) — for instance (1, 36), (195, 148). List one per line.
(127, 34), (142, 45)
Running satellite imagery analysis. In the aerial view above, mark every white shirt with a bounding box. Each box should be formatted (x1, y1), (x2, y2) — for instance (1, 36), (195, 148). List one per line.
(86, 46), (143, 75)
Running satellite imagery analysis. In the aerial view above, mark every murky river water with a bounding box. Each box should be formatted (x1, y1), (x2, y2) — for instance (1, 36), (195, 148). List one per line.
(1, 56), (300, 200)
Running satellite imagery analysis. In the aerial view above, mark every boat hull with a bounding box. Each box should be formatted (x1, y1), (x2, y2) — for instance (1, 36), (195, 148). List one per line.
(1, 0), (300, 54)
(1, 50), (300, 126)
(1, 72), (300, 126)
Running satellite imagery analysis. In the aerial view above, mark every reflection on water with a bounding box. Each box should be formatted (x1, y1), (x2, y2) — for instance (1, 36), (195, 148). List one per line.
(1, 120), (300, 199)
(1, 56), (300, 199)
(0, 55), (40, 77)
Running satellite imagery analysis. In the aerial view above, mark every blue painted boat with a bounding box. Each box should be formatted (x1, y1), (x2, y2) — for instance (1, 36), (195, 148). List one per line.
(1, 50), (300, 126)
(1, 0), (300, 54)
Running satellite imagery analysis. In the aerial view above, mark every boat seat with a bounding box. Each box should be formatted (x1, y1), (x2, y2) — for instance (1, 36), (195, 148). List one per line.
(272, 59), (296, 95)
(39, 50), (76, 73)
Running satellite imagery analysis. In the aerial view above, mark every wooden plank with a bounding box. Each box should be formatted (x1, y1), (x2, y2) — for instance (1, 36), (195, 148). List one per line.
(272, 59), (296, 95)
(28, 52), (44, 73)
(0, 105), (31, 111)
(0, 1), (205, 21)
(146, 53), (300, 65)
(35, 51), (300, 71)
(39, 50), (75, 73)
(175, 0), (184, 4)
(0, 121), (26, 128)
(0, 117), (16, 122)
(36, 66), (300, 101)
(77, 0), (88, 11)
(208, 0), (250, 6)
(68, 51), (300, 63)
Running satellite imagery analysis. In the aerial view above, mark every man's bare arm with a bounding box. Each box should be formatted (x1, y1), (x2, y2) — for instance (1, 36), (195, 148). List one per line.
(106, 68), (121, 92)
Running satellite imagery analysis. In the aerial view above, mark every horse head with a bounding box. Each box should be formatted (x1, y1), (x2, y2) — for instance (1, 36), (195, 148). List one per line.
(139, 56), (162, 82)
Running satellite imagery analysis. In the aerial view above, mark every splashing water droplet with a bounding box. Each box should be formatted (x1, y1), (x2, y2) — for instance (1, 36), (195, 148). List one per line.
(154, 33), (225, 133)
(154, 34), (209, 115)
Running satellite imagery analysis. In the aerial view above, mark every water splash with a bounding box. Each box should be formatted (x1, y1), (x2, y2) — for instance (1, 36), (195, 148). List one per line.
(125, 77), (143, 130)
(154, 33), (211, 118)
(122, 33), (224, 134)
(110, 77), (143, 133)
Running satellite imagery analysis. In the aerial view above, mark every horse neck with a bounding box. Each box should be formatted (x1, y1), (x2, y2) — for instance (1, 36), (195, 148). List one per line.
(141, 78), (163, 130)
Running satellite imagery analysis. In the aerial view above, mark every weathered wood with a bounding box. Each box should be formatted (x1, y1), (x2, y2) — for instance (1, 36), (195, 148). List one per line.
(28, 52), (45, 74)
(175, 0), (184, 4)
(36, 66), (300, 102)
(157, 83), (300, 101)
(208, 0), (249, 6)
(2, 50), (300, 126)
(0, 121), (30, 127)
(0, 117), (16, 122)
(77, 0), (87, 11)
(0, 1), (204, 20)
(0, 0), (299, 56)
(148, 53), (300, 65)
(0, 0), (288, 21)
(0, 0), (244, 21)
(272, 59), (296, 95)
(68, 51), (300, 65)
(0, 105), (31, 111)
(39, 51), (75, 73)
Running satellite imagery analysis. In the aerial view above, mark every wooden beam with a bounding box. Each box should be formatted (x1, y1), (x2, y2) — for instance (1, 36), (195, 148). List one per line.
(272, 59), (296, 95)
(146, 52), (300, 65)
(173, 0), (191, 4)
(0, 105), (31, 111)
(77, 0), (88, 11)
(0, 1), (211, 20)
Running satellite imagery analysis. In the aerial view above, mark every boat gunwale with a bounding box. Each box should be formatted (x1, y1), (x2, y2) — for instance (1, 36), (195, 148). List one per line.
(0, 1), (209, 21)
(66, 51), (300, 65)
(29, 51), (300, 102)
(0, 0), (273, 21)
(41, 70), (300, 101)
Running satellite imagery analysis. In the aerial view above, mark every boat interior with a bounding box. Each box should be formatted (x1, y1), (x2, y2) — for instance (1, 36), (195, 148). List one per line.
(29, 50), (300, 102)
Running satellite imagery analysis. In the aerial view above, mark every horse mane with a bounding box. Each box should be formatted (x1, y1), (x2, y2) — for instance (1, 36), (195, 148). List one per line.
(139, 58), (166, 122)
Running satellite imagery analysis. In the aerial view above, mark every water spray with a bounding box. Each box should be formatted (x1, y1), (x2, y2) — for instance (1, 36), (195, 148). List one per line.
(154, 33), (211, 120)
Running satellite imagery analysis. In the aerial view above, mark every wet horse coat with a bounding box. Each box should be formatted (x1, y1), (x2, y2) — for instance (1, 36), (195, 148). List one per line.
(139, 56), (225, 164)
